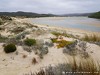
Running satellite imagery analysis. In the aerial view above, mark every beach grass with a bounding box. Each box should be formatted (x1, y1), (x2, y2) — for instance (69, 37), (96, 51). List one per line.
(24, 57), (100, 75)
(82, 34), (100, 42)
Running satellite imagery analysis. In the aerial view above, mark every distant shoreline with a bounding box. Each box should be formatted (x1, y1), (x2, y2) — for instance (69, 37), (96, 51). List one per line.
(20, 17), (100, 35)
(25, 17), (100, 32)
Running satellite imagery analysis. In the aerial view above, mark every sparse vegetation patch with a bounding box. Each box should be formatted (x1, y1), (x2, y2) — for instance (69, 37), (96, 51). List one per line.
(51, 38), (74, 48)
(11, 27), (25, 34)
(24, 57), (100, 75)
(63, 40), (89, 58)
(24, 39), (36, 46)
(0, 35), (8, 43)
(51, 31), (71, 37)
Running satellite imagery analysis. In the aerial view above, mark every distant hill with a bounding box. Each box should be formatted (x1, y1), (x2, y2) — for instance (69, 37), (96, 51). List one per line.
(60, 13), (93, 17)
(0, 11), (55, 18)
(88, 11), (100, 19)
(0, 11), (95, 18)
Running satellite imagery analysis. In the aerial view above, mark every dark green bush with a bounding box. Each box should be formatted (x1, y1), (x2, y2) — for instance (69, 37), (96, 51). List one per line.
(24, 39), (36, 46)
(4, 44), (17, 53)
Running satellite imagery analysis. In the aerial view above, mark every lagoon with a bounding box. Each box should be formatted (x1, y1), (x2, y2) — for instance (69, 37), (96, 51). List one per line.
(31, 17), (100, 32)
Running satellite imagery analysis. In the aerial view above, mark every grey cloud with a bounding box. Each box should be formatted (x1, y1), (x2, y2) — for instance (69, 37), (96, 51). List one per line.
(0, 0), (100, 14)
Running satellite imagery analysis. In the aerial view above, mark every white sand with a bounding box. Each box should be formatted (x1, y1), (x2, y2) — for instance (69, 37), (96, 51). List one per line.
(0, 17), (100, 75)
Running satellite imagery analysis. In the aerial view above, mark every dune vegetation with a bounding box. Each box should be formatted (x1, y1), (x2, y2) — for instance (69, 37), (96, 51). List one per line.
(24, 57), (100, 75)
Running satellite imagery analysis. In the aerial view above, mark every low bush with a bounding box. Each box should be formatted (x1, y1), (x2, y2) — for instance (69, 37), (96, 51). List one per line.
(51, 38), (74, 48)
(24, 39), (36, 46)
(40, 46), (48, 54)
(57, 40), (74, 48)
(63, 40), (89, 58)
(38, 46), (49, 59)
(4, 44), (17, 53)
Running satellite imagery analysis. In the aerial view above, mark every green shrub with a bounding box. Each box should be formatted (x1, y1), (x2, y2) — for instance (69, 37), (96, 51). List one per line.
(51, 38), (74, 48)
(56, 40), (73, 48)
(24, 39), (36, 46)
(4, 44), (17, 53)
(51, 31), (71, 37)
(51, 38), (58, 43)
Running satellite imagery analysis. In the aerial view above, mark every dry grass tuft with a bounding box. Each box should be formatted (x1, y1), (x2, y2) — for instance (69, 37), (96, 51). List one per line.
(22, 54), (27, 58)
(32, 58), (37, 64)
(82, 34), (100, 42)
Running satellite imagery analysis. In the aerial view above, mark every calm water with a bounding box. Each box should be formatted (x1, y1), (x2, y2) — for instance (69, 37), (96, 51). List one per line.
(31, 17), (100, 32)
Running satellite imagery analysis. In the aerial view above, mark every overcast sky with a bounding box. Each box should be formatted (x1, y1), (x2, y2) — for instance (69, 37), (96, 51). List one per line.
(0, 0), (100, 14)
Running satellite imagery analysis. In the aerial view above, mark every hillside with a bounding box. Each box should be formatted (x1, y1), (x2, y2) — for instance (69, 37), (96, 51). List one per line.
(0, 11), (55, 18)
(60, 13), (93, 17)
(88, 11), (100, 19)
(0, 11), (94, 18)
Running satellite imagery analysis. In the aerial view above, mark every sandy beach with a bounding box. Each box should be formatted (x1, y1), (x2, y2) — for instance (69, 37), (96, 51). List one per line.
(0, 17), (100, 75)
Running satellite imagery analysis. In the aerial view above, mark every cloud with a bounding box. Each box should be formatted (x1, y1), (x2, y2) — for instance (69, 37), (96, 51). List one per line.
(0, 0), (100, 14)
